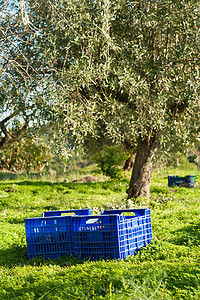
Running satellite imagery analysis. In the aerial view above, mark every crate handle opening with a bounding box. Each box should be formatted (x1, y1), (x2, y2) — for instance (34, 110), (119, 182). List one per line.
(42, 209), (92, 217)
(86, 218), (100, 224)
(102, 209), (149, 216)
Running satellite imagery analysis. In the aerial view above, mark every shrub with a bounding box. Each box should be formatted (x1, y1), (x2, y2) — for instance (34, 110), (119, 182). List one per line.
(96, 146), (128, 179)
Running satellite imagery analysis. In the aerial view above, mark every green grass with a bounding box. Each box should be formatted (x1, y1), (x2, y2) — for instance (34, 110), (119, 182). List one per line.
(0, 168), (200, 299)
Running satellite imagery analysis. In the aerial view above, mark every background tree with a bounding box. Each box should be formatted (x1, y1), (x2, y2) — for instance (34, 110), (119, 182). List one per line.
(0, 135), (52, 173)
(0, 0), (53, 152)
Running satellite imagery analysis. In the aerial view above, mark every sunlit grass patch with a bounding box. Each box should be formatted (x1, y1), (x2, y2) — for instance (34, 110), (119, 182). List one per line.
(0, 167), (200, 299)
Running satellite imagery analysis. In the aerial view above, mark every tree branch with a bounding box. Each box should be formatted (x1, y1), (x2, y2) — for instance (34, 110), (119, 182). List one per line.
(0, 111), (29, 150)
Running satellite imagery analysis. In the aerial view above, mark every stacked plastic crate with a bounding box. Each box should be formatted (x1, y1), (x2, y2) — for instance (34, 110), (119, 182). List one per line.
(168, 175), (196, 188)
(25, 208), (152, 261)
(25, 209), (92, 259)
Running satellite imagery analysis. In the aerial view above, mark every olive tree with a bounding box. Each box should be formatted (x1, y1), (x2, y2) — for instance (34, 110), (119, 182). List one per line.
(3, 0), (200, 198)
(26, 0), (200, 198)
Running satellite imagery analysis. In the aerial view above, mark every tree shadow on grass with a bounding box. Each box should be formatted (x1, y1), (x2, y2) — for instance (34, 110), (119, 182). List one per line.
(169, 223), (200, 247)
(0, 245), (28, 267)
(15, 180), (125, 196)
(15, 180), (103, 193)
(15, 180), (118, 189)
(2, 254), (200, 300)
(0, 245), (85, 268)
(160, 262), (200, 298)
(16, 181), (55, 187)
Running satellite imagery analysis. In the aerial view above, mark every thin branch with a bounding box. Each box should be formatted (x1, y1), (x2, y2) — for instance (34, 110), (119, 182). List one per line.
(0, 111), (29, 150)
(191, 77), (200, 114)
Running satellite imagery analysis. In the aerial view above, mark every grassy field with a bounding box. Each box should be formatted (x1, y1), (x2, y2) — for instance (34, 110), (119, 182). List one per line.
(0, 167), (200, 299)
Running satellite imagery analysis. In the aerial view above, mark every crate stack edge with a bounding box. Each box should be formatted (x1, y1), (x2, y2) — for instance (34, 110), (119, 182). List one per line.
(72, 208), (152, 261)
(25, 208), (152, 261)
(25, 215), (74, 259)
(24, 209), (92, 259)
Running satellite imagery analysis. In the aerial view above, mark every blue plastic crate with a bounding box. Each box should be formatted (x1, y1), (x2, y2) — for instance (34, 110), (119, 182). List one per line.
(42, 209), (92, 217)
(25, 209), (92, 259)
(168, 175), (196, 188)
(72, 208), (152, 261)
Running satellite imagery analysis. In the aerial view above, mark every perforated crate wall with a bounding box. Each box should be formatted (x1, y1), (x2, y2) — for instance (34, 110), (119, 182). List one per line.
(25, 209), (92, 259)
(72, 209), (152, 261)
(25, 208), (152, 260)
(25, 216), (73, 259)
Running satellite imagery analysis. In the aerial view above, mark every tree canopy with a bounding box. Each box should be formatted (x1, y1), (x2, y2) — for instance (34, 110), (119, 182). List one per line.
(1, 0), (199, 198)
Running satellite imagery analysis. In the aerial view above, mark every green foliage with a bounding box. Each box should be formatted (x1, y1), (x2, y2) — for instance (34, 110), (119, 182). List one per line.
(31, 0), (200, 146)
(19, 0), (199, 199)
(1, 0), (200, 199)
(167, 152), (197, 170)
(157, 152), (198, 172)
(0, 137), (52, 173)
(0, 168), (200, 298)
(96, 146), (128, 179)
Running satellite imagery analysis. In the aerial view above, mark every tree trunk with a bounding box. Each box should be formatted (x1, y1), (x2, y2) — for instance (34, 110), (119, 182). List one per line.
(126, 132), (160, 199)
(123, 153), (135, 171)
